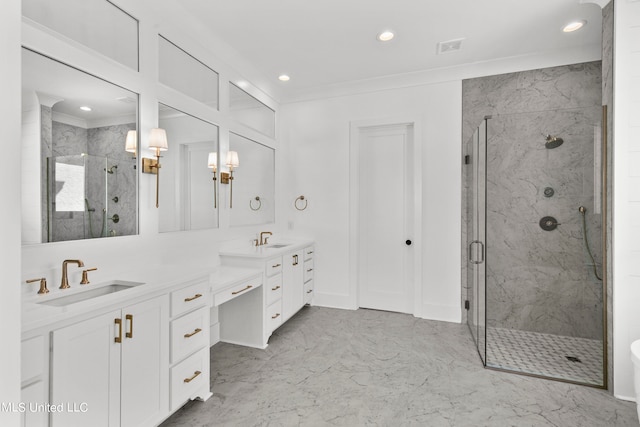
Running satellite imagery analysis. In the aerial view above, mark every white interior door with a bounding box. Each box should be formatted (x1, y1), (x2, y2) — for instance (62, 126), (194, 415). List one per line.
(358, 123), (414, 314)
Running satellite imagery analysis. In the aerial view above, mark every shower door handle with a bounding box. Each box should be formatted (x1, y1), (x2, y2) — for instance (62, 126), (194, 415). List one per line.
(469, 240), (485, 264)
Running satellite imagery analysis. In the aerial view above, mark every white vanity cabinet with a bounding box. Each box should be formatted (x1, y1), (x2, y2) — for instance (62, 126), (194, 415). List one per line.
(168, 279), (212, 412)
(282, 250), (303, 321)
(220, 242), (315, 347)
(50, 295), (168, 427)
(303, 247), (315, 304)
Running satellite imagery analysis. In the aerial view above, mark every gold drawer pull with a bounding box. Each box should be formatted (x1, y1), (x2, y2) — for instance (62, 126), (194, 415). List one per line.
(114, 318), (122, 343)
(271, 285), (281, 291)
(184, 328), (202, 338)
(232, 285), (253, 295)
(307, 289), (313, 294)
(125, 314), (133, 338)
(307, 268), (313, 272)
(272, 263), (281, 268)
(307, 251), (314, 254)
(271, 313), (280, 319)
(184, 293), (202, 302)
(183, 370), (201, 383)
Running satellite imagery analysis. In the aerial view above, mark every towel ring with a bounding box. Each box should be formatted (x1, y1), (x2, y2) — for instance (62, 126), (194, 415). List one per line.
(250, 196), (262, 211)
(294, 195), (308, 211)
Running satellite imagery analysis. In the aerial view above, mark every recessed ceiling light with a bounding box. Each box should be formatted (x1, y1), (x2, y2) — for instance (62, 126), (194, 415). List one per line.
(79, 106), (92, 112)
(278, 75), (290, 82)
(377, 30), (395, 42)
(563, 20), (586, 33)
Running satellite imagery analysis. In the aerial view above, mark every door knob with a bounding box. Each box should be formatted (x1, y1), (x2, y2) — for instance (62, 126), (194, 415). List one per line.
(406, 240), (412, 246)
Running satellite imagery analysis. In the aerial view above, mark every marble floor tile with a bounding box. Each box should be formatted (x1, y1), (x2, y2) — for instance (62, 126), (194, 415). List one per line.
(160, 307), (637, 427)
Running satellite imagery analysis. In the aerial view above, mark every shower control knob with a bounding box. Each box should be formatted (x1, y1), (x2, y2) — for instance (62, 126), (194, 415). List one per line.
(406, 240), (412, 246)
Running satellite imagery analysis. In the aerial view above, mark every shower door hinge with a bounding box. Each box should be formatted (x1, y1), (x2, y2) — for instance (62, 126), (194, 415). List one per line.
(464, 155), (470, 165)
(464, 300), (470, 310)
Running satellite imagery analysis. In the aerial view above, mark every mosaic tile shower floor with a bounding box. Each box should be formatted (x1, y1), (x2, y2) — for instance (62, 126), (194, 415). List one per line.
(486, 327), (603, 386)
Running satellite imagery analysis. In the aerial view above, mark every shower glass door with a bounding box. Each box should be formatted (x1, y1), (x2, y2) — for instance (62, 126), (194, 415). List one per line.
(466, 119), (487, 364)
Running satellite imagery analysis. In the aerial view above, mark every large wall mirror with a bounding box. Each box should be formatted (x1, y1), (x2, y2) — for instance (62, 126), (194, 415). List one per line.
(21, 48), (139, 244)
(229, 133), (275, 227)
(158, 104), (219, 232)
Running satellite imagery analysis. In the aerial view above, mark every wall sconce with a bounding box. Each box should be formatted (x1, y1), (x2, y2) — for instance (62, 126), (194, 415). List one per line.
(125, 130), (137, 157)
(142, 128), (168, 208)
(208, 152), (217, 209)
(221, 151), (239, 208)
(125, 130), (137, 170)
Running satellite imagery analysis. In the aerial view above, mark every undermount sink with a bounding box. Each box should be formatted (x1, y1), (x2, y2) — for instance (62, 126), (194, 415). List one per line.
(37, 280), (144, 307)
(266, 243), (291, 249)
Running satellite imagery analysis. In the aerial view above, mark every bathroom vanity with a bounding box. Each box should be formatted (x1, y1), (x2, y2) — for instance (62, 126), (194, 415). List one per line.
(20, 265), (264, 427)
(220, 239), (315, 348)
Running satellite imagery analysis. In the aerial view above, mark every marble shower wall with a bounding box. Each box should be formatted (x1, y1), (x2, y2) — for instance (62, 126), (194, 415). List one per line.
(46, 118), (136, 241)
(462, 61), (604, 340)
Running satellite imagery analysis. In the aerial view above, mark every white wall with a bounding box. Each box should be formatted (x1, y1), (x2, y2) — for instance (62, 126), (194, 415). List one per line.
(612, 0), (640, 400)
(280, 81), (462, 321)
(0, 1), (22, 425)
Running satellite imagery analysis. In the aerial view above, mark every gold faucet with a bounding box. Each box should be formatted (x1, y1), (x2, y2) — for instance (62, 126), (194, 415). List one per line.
(259, 231), (272, 246)
(26, 277), (49, 294)
(60, 259), (84, 289)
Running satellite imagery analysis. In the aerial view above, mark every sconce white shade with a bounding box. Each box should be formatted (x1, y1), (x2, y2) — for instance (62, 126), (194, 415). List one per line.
(125, 130), (137, 153)
(148, 128), (169, 151)
(226, 151), (239, 168)
(207, 152), (218, 170)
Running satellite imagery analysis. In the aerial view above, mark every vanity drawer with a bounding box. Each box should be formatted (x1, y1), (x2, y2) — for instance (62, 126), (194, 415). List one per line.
(171, 307), (208, 363)
(214, 278), (259, 307)
(304, 247), (315, 261)
(21, 336), (44, 382)
(266, 257), (283, 277)
(171, 280), (209, 317)
(267, 300), (282, 332)
(304, 259), (314, 283)
(304, 279), (314, 304)
(266, 274), (283, 306)
(170, 347), (209, 411)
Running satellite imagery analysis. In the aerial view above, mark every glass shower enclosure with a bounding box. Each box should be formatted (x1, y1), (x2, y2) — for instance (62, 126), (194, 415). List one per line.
(465, 107), (606, 387)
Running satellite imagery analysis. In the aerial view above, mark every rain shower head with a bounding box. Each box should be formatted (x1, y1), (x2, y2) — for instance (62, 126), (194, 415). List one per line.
(545, 134), (564, 149)
(105, 165), (118, 174)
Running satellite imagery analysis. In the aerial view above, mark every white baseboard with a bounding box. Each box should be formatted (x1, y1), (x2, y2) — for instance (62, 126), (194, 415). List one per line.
(311, 292), (356, 310)
(419, 303), (462, 323)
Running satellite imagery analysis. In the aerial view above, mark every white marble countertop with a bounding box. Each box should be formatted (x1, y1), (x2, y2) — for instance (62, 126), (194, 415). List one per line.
(21, 264), (262, 334)
(219, 238), (315, 259)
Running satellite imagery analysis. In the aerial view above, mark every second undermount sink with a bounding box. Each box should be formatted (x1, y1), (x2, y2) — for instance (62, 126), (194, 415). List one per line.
(266, 243), (291, 249)
(37, 280), (144, 307)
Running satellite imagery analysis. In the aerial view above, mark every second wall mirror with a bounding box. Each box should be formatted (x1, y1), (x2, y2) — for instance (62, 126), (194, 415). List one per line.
(158, 104), (220, 232)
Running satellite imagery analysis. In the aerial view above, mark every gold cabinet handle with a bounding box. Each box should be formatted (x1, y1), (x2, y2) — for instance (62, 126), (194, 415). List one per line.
(114, 318), (122, 343)
(271, 313), (280, 319)
(231, 285), (253, 295)
(184, 293), (202, 302)
(307, 268), (313, 272)
(125, 314), (133, 338)
(307, 289), (313, 294)
(272, 263), (281, 268)
(184, 328), (202, 338)
(183, 370), (201, 383)
(271, 285), (281, 291)
(307, 251), (314, 255)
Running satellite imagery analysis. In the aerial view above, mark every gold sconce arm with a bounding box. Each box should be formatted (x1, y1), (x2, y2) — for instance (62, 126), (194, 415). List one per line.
(144, 128), (168, 208)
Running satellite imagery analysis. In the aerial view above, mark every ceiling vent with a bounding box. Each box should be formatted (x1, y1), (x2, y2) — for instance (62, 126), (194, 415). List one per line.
(437, 38), (465, 54)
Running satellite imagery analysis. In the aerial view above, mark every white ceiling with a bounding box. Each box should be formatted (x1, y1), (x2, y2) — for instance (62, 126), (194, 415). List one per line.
(178, 0), (603, 100)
